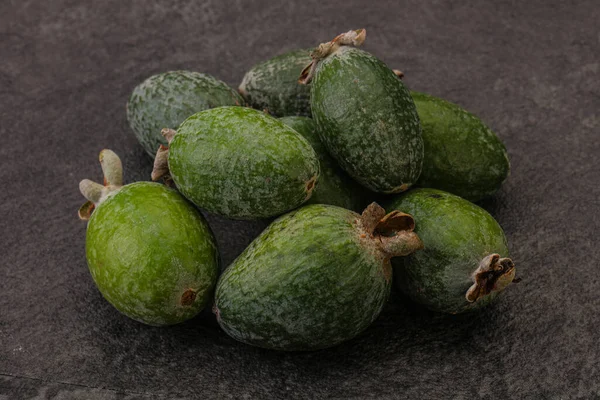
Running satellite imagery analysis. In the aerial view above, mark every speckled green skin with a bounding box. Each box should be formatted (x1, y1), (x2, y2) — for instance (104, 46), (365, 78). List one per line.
(214, 204), (391, 351)
(169, 107), (320, 219)
(386, 188), (509, 314)
(310, 47), (423, 193)
(239, 49), (312, 117)
(127, 71), (243, 157)
(280, 116), (368, 211)
(85, 182), (219, 326)
(411, 91), (510, 201)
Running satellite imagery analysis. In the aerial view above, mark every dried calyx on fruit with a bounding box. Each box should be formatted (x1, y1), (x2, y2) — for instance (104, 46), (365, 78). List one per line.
(298, 29), (424, 193)
(387, 188), (519, 314)
(79, 149), (219, 326)
(214, 202), (423, 351)
(150, 106), (321, 220)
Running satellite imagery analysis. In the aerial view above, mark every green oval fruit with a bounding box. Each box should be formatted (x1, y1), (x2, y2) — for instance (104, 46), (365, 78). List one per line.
(386, 188), (517, 314)
(214, 203), (423, 350)
(127, 71), (244, 157)
(411, 91), (510, 201)
(152, 106), (320, 220)
(279, 116), (369, 211)
(303, 30), (423, 193)
(239, 49), (312, 117)
(78, 150), (219, 326)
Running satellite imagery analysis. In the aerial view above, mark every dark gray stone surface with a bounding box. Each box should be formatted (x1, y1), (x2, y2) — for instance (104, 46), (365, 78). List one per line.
(1, 1), (598, 398)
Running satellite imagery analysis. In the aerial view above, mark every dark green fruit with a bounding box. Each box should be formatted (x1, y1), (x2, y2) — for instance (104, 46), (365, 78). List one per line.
(127, 71), (243, 157)
(214, 203), (423, 351)
(280, 116), (369, 211)
(411, 91), (510, 201)
(386, 188), (517, 314)
(239, 49), (312, 117)
(152, 106), (320, 220)
(301, 29), (423, 193)
(78, 150), (219, 326)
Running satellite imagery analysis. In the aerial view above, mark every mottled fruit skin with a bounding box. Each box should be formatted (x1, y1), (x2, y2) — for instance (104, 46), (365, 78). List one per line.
(387, 188), (509, 314)
(280, 116), (368, 211)
(214, 205), (391, 351)
(86, 182), (219, 326)
(310, 46), (423, 193)
(239, 49), (312, 117)
(127, 71), (243, 157)
(411, 91), (510, 201)
(169, 107), (320, 219)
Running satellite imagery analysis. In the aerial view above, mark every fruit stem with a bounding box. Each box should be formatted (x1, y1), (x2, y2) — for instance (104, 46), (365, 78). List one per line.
(299, 29), (366, 85)
(359, 203), (424, 258)
(78, 149), (124, 220)
(151, 128), (177, 182)
(465, 254), (517, 302)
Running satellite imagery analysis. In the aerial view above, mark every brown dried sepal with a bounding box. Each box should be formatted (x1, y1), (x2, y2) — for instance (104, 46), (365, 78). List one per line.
(151, 144), (170, 182)
(151, 128), (178, 182)
(299, 29), (367, 85)
(359, 202), (387, 235)
(466, 254), (517, 302)
(375, 210), (415, 236)
(78, 201), (95, 221)
(358, 202), (423, 258)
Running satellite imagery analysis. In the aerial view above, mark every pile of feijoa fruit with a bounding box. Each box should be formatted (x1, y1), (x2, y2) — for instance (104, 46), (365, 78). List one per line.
(78, 29), (518, 351)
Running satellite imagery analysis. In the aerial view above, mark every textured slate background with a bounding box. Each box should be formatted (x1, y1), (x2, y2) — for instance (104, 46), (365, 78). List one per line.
(1, 0), (599, 398)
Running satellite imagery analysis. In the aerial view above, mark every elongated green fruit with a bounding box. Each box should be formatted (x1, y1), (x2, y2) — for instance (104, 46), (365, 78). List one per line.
(239, 49), (312, 117)
(301, 29), (423, 193)
(152, 106), (320, 219)
(127, 71), (243, 157)
(280, 116), (369, 211)
(410, 91), (510, 201)
(79, 150), (219, 326)
(214, 203), (423, 351)
(386, 188), (517, 314)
